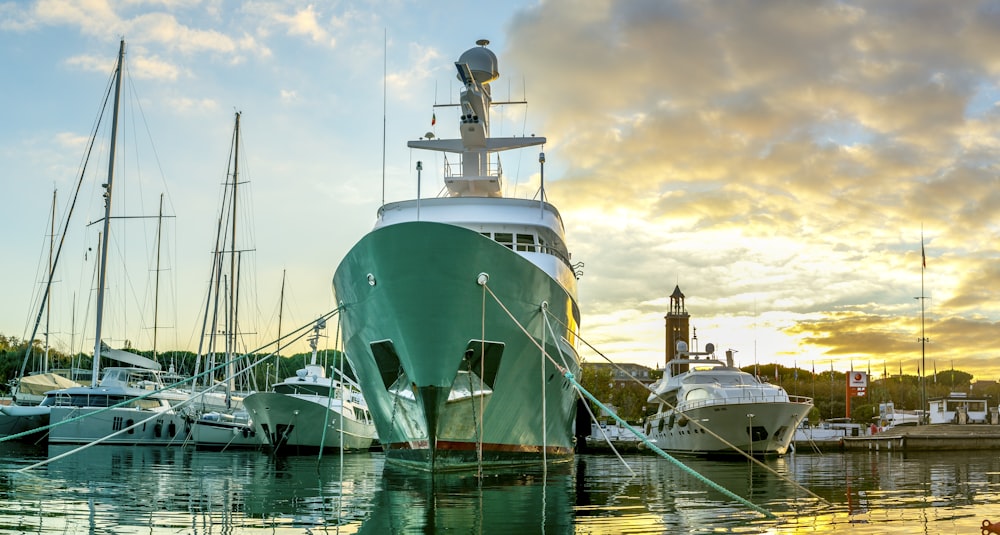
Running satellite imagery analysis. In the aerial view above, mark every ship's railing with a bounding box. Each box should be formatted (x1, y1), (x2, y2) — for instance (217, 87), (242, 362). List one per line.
(442, 153), (503, 183)
(675, 393), (812, 412)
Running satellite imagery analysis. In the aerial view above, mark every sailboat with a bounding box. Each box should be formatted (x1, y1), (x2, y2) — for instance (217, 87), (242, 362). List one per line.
(43, 40), (195, 446)
(188, 112), (262, 449)
(242, 318), (376, 452)
(0, 192), (82, 441)
(332, 40), (582, 470)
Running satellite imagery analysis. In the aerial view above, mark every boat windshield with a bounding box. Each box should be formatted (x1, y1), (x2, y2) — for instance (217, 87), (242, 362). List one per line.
(683, 370), (759, 386)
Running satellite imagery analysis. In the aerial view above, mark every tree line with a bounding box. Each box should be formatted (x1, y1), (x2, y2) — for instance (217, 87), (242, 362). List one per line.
(0, 334), (348, 395)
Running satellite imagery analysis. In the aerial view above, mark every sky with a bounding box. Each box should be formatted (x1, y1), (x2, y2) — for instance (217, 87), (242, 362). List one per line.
(1, 1), (999, 383)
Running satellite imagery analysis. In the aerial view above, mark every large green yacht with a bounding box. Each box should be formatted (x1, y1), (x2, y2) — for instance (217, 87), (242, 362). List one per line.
(333, 40), (582, 471)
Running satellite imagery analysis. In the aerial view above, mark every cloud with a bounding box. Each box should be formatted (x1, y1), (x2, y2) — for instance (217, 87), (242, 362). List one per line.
(274, 4), (329, 45)
(498, 0), (1000, 373)
(165, 96), (218, 113)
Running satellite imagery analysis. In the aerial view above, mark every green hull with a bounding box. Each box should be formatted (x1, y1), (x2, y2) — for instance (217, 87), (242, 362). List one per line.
(333, 222), (581, 471)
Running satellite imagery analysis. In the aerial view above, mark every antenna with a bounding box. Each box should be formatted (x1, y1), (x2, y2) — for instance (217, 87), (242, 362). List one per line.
(381, 28), (387, 208)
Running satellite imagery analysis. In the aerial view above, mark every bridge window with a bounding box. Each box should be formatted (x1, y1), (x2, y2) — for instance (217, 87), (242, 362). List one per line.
(494, 232), (514, 249)
(516, 234), (536, 252)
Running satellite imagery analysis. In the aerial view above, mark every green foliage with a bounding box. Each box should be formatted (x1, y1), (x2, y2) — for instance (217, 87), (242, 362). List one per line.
(579, 363), (650, 423)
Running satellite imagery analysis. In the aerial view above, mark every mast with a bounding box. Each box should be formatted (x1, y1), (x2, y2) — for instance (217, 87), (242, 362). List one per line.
(91, 39), (125, 388)
(228, 112), (241, 403)
(917, 233), (929, 424)
(153, 192), (163, 362)
(275, 268), (285, 388)
(229, 112), (241, 367)
(44, 188), (56, 374)
(406, 39), (545, 198)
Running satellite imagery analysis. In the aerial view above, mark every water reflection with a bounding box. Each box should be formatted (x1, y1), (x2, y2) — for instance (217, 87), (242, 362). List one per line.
(360, 462), (576, 533)
(0, 442), (998, 533)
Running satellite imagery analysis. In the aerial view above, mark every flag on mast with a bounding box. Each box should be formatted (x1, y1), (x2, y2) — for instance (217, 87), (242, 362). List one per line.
(921, 242), (926, 268)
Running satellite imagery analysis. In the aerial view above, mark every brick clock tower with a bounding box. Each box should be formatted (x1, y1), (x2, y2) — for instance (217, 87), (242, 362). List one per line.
(664, 285), (690, 363)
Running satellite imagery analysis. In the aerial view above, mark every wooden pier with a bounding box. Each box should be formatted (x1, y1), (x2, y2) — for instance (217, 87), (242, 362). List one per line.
(842, 424), (1000, 451)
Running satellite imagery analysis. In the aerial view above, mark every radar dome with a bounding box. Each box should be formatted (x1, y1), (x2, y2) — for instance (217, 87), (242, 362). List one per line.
(457, 41), (498, 84)
(676, 340), (688, 353)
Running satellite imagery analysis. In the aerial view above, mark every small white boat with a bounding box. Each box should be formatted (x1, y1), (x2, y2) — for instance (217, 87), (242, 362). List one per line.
(243, 319), (377, 452)
(644, 341), (813, 457)
(190, 410), (261, 449)
(793, 418), (864, 449)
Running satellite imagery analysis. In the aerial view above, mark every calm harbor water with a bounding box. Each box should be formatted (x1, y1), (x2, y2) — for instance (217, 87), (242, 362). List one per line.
(0, 442), (997, 533)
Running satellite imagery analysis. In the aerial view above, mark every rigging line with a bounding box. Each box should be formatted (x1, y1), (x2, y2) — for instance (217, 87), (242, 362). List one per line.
(540, 309), (573, 372)
(18, 66), (117, 381)
(3, 308), (341, 445)
(466, 348), (480, 477)
(337, 313), (346, 462)
(567, 372), (778, 519)
(538, 307), (633, 473)
(480, 283), (565, 373)
(318, 323), (334, 461)
(545, 309), (828, 505)
(381, 28), (387, 208)
(478, 282), (486, 476)
(19, 407), (173, 472)
(541, 299), (547, 471)
(543, 307), (635, 476)
(576, 385), (635, 476)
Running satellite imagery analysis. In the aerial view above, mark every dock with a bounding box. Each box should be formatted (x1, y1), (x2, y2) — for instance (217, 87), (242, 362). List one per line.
(842, 424), (1000, 451)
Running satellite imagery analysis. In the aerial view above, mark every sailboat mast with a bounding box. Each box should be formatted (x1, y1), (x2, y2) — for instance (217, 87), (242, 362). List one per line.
(229, 112), (241, 361)
(153, 193), (163, 362)
(44, 188), (55, 374)
(276, 269), (285, 387)
(918, 234), (928, 424)
(91, 38), (125, 388)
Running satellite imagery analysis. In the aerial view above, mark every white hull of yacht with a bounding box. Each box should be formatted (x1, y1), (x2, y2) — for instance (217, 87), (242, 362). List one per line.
(47, 406), (191, 446)
(0, 406), (50, 441)
(645, 401), (810, 456)
(190, 416), (261, 449)
(243, 392), (376, 451)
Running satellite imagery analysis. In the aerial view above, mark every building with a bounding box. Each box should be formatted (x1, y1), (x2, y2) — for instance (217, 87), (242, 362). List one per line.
(585, 362), (655, 386)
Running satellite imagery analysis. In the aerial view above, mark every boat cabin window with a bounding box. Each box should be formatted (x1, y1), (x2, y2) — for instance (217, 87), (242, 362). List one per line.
(516, 234), (536, 252)
(494, 232), (514, 249)
(479, 230), (568, 264)
(685, 388), (710, 401)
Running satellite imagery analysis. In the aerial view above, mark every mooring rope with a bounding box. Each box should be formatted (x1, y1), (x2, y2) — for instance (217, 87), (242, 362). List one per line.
(541, 300), (548, 471)
(566, 371), (776, 519)
(480, 280), (827, 514)
(7, 309), (343, 475)
(541, 308), (829, 505)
